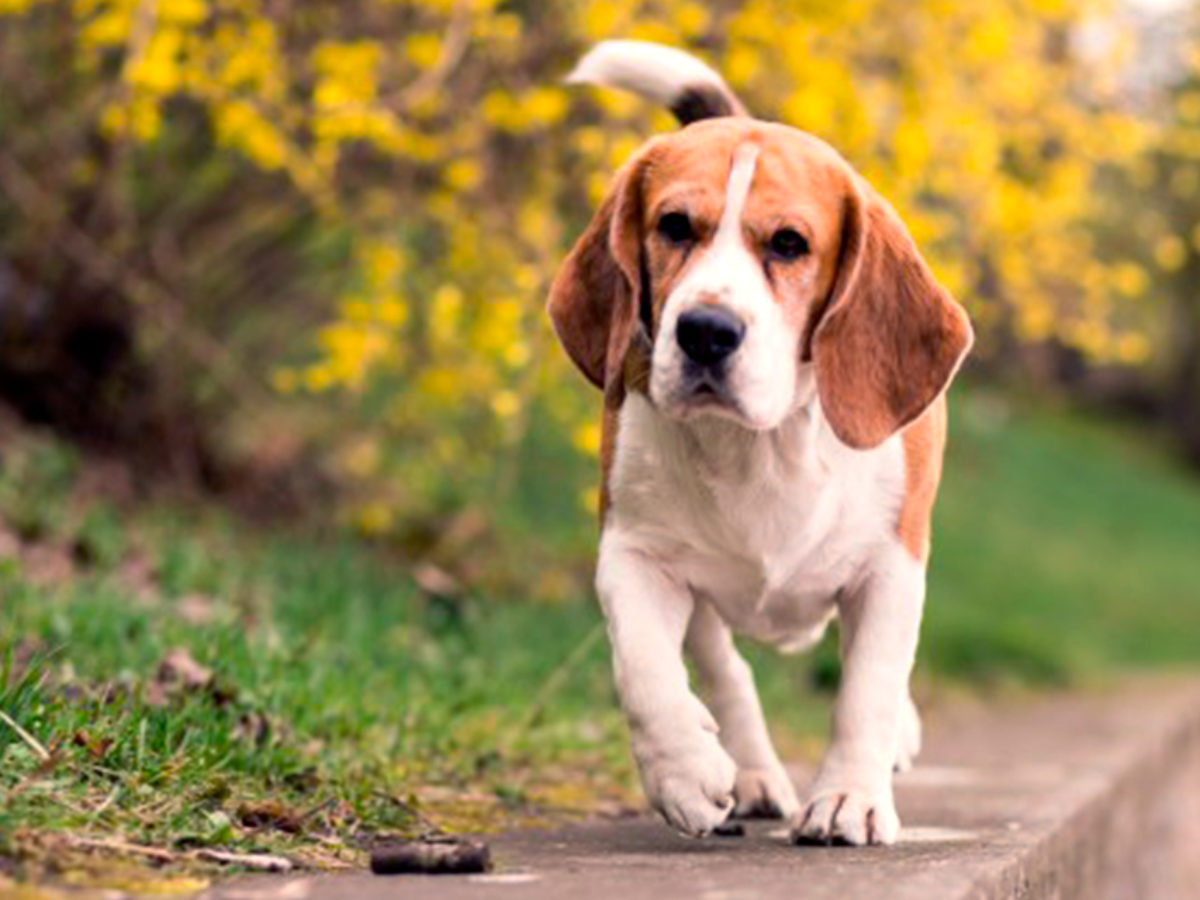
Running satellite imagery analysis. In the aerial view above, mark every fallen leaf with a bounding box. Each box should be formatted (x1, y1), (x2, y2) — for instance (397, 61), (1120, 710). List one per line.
(147, 648), (213, 706)
(230, 709), (272, 745)
(237, 800), (304, 834)
(413, 562), (461, 598)
(157, 648), (212, 689)
(71, 731), (114, 760)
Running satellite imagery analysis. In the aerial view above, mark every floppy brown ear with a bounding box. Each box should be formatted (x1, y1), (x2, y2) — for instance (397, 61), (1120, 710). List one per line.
(546, 154), (648, 390)
(812, 180), (974, 449)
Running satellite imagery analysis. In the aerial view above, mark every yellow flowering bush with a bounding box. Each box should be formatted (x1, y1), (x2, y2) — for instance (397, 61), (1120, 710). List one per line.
(0, 0), (1179, 574)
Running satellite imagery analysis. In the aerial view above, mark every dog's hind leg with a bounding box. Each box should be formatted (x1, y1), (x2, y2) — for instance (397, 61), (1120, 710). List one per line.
(894, 689), (922, 773)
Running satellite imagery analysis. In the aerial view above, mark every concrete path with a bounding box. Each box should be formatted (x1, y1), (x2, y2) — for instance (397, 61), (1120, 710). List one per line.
(207, 679), (1200, 900)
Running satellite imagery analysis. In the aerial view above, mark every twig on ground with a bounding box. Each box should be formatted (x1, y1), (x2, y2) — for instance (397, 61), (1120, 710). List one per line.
(194, 849), (295, 872)
(62, 834), (175, 862)
(0, 709), (51, 762)
(60, 836), (297, 872)
(91, 783), (123, 816)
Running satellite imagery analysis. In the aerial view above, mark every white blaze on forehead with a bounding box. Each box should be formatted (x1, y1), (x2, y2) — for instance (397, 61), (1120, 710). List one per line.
(714, 142), (760, 246)
(650, 137), (798, 431)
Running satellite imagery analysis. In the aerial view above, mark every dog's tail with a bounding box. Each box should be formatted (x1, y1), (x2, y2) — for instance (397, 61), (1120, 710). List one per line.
(565, 40), (748, 126)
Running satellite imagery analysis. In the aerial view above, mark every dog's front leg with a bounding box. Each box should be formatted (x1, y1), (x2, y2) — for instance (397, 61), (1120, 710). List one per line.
(793, 546), (925, 846)
(597, 528), (737, 837)
(685, 600), (800, 820)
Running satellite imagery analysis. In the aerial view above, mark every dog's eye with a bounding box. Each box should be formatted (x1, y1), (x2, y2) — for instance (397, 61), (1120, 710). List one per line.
(769, 228), (809, 260)
(657, 212), (694, 245)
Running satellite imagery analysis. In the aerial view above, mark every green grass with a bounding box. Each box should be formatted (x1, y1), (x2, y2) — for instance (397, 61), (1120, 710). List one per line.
(926, 390), (1200, 683)
(2, 389), (1200, 880)
(0, 434), (631, 880)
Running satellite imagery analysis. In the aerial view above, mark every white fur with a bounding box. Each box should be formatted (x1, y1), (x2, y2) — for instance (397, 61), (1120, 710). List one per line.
(597, 391), (925, 843)
(566, 39), (733, 107)
(651, 144), (803, 431)
(685, 601), (800, 819)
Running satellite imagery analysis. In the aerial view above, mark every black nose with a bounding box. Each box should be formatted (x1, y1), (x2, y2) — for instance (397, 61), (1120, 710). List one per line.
(676, 306), (746, 367)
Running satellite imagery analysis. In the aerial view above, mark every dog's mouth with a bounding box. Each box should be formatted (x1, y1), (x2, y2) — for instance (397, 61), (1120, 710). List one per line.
(671, 370), (745, 420)
(685, 368), (728, 399)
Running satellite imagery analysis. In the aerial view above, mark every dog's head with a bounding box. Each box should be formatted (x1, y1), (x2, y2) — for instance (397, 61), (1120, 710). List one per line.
(547, 117), (973, 449)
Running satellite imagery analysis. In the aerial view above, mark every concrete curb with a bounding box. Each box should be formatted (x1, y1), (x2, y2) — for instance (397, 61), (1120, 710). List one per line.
(209, 678), (1200, 900)
(958, 679), (1200, 900)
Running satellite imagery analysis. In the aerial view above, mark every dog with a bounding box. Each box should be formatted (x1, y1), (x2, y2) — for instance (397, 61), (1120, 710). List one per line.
(546, 40), (973, 846)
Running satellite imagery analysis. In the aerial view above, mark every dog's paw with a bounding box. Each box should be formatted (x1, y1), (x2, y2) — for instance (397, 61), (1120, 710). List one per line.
(636, 730), (738, 837)
(894, 694), (922, 773)
(791, 785), (899, 846)
(732, 765), (800, 820)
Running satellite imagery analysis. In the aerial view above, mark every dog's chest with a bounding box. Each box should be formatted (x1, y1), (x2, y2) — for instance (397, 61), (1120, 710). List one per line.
(611, 396), (904, 647)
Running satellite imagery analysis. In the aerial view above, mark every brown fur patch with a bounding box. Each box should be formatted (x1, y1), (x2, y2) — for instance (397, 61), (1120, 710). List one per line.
(599, 397), (621, 522)
(813, 183), (974, 450)
(598, 336), (651, 521)
(546, 149), (653, 390)
(897, 395), (948, 560)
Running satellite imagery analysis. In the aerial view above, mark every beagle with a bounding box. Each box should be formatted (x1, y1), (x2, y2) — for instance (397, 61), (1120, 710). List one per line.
(548, 41), (973, 845)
